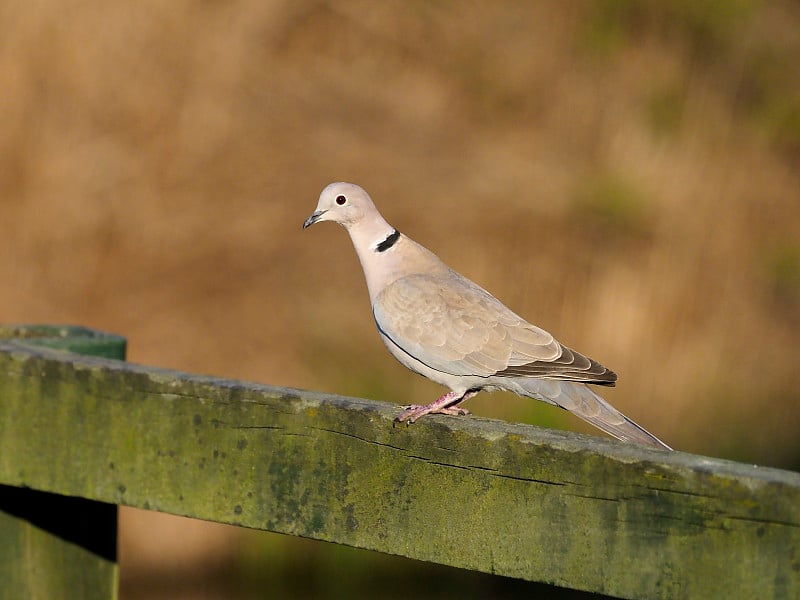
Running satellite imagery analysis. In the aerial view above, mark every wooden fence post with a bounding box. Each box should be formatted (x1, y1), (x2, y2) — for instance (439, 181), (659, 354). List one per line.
(0, 325), (126, 600)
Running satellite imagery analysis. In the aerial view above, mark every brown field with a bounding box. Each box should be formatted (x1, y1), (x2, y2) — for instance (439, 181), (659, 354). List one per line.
(3, 2), (799, 598)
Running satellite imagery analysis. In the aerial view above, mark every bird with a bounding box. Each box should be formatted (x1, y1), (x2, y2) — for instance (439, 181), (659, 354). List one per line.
(303, 182), (672, 450)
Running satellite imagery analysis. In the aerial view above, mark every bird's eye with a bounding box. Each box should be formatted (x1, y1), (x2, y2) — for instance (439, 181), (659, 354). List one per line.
(335, 195), (347, 205)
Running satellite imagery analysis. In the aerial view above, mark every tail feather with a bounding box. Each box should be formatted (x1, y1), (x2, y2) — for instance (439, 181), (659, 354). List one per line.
(513, 379), (672, 450)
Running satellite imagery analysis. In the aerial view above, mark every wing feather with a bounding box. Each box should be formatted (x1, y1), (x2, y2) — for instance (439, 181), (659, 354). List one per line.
(373, 272), (616, 384)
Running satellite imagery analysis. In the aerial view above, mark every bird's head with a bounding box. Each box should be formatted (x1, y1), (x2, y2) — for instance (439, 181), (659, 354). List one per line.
(303, 182), (375, 230)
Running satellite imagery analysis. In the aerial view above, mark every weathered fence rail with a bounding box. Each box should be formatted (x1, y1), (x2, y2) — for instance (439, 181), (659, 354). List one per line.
(1, 325), (799, 599)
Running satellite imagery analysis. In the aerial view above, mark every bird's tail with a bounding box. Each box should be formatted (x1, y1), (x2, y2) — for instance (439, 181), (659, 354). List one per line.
(512, 378), (672, 450)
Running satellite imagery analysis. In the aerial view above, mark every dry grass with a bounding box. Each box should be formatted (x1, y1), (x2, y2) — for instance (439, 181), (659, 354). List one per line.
(2, 1), (799, 597)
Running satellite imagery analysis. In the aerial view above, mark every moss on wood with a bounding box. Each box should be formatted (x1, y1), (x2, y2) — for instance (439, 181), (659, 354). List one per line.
(1, 337), (798, 599)
(0, 326), (123, 600)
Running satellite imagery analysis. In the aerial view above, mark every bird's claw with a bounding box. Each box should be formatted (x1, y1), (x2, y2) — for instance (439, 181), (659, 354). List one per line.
(394, 404), (471, 424)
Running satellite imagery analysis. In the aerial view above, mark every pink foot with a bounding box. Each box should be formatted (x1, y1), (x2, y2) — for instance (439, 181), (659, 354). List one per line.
(394, 390), (478, 424)
(395, 404), (471, 423)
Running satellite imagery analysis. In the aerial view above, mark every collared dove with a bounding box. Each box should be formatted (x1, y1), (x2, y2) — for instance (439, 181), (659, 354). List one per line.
(303, 182), (671, 450)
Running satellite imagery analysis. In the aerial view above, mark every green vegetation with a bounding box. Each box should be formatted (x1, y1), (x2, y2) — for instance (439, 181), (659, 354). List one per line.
(645, 83), (686, 137)
(570, 173), (651, 239)
(764, 240), (800, 306)
(582, 0), (755, 59)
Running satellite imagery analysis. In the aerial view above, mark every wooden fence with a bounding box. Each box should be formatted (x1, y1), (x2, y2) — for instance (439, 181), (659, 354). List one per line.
(1, 325), (798, 599)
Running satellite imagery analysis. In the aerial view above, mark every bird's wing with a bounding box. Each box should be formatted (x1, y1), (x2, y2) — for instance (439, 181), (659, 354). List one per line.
(373, 272), (615, 384)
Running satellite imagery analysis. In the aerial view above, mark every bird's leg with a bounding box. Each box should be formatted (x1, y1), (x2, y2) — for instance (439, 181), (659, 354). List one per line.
(394, 389), (479, 424)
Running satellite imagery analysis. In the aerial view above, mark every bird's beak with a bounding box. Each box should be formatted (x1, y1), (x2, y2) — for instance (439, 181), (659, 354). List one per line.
(302, 209), (327, 229)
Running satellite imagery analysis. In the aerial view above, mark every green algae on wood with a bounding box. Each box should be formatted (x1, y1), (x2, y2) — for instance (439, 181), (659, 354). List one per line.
(0, 337), (798, 599)
(0, 326), (124, 600)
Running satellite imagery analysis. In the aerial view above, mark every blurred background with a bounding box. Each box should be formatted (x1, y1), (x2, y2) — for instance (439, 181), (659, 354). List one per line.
(2, 1), (799, 598)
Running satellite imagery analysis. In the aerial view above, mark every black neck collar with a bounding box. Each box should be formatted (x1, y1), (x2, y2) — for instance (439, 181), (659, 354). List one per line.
(376, 229), (400, 252)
